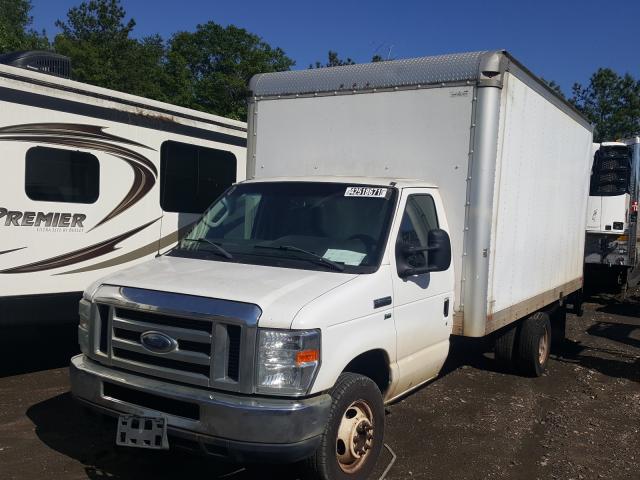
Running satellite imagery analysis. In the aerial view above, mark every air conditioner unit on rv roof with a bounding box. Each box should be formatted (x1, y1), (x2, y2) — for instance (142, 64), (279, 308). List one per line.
(0, 50), (71, 79)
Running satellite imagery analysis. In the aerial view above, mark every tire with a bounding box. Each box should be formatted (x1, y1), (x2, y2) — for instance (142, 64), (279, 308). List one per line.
(516, 312), (551, 377)
(305, 373), (385, 480)
(494, 323), (518, 370)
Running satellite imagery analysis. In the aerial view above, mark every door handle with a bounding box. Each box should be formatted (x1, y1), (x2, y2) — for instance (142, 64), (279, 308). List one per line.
(443, 298), (450, 317)
(373, 296), (392, 309)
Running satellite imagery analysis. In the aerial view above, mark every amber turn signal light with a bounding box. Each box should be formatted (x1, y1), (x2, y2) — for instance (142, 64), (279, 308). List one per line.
(296, 349), (319, 365)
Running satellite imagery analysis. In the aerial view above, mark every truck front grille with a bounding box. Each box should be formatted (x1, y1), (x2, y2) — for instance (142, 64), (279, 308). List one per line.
(94, 304), (247, 391)
(89, 286), (260, 394)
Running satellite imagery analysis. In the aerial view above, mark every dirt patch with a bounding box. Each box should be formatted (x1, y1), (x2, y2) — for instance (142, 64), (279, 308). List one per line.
(1, 294), (639, 479)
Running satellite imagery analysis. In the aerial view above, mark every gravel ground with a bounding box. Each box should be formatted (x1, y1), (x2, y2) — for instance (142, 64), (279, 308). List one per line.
(0, 293), (638, 480)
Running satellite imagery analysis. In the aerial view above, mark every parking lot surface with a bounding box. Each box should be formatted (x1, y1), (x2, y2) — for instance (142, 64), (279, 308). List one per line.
(1, 294), (639, 479)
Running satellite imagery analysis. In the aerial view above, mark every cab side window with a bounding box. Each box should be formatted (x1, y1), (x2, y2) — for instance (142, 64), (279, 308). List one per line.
(398, 195), (439, 268)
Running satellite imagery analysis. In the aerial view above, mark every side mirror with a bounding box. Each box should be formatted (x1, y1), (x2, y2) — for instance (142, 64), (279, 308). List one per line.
(397, 228), (452, 278)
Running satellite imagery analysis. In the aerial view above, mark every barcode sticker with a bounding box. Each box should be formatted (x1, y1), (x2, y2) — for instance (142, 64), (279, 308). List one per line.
(344, 187), (388, 198)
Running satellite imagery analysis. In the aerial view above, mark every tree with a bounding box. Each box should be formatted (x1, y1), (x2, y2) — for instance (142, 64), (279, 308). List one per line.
(571, 69), (640, 142)
(54, 0), (167, 100)
(541, 77), (565, 99)
(0, 0), (49, 53)
(311, 52), (391, 68)
(165, 22), (294, 120)
(310, 50), (355, 69)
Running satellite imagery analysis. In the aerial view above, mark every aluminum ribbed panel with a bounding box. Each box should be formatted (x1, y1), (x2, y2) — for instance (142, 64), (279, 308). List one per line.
(250, 51), (492, 97)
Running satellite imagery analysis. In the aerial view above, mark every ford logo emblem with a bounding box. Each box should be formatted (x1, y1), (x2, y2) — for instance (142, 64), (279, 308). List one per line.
(140, 331), (178, 354)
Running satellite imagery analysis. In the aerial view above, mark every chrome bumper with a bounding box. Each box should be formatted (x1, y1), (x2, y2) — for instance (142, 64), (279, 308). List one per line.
(70, 354), (331, 462)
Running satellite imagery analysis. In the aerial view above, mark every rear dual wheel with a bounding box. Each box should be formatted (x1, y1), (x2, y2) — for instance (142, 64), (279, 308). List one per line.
(494, 311), (552, 377)
(518, 312), (551, 376)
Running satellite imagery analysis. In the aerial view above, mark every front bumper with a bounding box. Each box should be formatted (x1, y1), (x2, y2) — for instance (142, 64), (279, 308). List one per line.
(70, 354), (331, 463)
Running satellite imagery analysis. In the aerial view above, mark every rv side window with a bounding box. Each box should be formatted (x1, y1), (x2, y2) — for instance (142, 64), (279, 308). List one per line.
(160, 141), (237, 214)
(25, 146), (100, 203)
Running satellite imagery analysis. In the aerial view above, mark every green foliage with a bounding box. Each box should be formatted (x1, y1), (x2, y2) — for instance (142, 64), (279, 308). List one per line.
(571, 68), (640, 142)
(310, 50), (355, 68)
(541, 77), (565, 99)
(311, 51), (389, 68)
(0, 0), (49, 53)
(165, 22), (294, 120)
(53, 0), (168, 101)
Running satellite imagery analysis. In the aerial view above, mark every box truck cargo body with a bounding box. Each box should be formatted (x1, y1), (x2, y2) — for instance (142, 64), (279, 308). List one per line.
(70, 51), (593, 479)
(248, 50), (592, 336)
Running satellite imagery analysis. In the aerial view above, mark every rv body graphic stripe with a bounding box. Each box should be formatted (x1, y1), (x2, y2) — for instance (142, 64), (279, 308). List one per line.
(0, 123), (151, 151)
(58, 222), (196, 275)
(0, 247), (26, 255)
(0, 218), (160, 274)
(0, 123), (157, 230)
(0, 86), (247, 147)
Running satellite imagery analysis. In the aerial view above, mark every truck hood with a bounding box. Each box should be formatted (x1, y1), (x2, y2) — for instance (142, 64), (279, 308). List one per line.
(92, 255), (358, 329)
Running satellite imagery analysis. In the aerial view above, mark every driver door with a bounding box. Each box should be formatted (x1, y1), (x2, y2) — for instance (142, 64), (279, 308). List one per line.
(391, 188), (454, 395)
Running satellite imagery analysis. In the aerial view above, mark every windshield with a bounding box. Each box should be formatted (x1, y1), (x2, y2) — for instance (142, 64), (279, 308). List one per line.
(169, 182), (398, 273)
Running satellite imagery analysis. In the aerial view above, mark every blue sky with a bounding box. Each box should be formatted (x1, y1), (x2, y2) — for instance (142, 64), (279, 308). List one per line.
(31, 0), (639, 95)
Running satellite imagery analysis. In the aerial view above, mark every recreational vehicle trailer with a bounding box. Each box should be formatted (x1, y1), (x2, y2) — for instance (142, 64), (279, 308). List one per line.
(0, 53), (247, 326)
(585, 138), (640, 295)
(70, 50), (592, 479)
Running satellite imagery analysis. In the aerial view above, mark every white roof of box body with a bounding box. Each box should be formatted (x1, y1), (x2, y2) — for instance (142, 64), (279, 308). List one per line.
(250, 51), (490, 96)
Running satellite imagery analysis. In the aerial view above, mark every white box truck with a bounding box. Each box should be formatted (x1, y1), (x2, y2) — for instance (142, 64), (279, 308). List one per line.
(70, 50), (593, 479)
(0, 51), (247, 326)
(585, 138), (640, 296)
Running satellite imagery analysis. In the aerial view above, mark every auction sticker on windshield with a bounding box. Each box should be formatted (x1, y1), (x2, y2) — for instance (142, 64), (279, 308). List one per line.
(323, 249), (367, 266)
(344, 186), (388, 197)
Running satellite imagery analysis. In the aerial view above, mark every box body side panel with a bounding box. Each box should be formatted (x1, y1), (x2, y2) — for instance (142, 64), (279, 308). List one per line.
(487, 72), (592, 325)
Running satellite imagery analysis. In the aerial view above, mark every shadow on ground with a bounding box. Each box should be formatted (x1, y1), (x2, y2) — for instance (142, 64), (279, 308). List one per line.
(26, 393), (303, 480)
(593, 293), (640, 319)
(553, 339), (640, 383)
(0, 323), (79, 377)
(554, 292), (640, 383)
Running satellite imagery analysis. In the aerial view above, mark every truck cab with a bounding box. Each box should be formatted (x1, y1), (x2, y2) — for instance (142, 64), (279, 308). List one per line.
(72, 177), (453, 476)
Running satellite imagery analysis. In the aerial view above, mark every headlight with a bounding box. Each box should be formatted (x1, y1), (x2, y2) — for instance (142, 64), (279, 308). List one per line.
(78, 299), (91, 331)
(256, 329), (320, 396)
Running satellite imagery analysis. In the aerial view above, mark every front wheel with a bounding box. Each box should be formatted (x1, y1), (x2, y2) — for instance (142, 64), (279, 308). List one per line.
(305, 373), (385, 480)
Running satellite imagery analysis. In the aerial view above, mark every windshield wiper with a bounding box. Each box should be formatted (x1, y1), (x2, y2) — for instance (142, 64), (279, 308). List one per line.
(181, 238), (233, 259)
(254, 244), (344, 271)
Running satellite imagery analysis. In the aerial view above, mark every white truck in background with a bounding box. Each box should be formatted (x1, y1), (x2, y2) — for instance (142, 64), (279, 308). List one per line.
(585, 138), (640, 296)
(70, 50), (593, 480)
